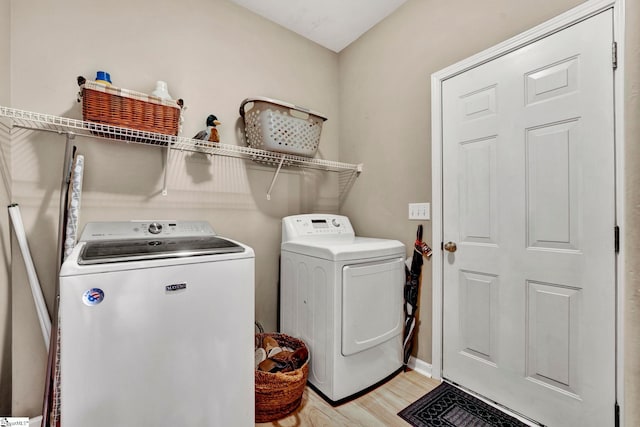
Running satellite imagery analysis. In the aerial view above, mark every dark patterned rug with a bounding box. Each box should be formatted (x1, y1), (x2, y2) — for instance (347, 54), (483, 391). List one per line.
(398, 382), (528, 427)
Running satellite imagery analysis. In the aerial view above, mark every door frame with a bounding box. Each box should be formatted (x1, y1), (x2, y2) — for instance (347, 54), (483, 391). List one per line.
(431, 0), (626, 422)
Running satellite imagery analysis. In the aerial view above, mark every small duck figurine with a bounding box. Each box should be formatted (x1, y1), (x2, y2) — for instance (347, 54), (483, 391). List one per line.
(192, 114), (221, 143)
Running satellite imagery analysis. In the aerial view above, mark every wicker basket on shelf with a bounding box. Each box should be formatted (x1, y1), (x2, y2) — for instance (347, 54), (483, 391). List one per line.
(255, 333), (309, 423)
(80, 80), (180, 142)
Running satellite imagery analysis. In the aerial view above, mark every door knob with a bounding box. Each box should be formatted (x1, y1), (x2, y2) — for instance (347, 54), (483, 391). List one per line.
(444, 242), (457, 252)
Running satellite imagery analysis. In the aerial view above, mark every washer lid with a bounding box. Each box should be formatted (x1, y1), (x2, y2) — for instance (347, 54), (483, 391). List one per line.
(281, 237), (404, 261)
(78, 236), (244, 265)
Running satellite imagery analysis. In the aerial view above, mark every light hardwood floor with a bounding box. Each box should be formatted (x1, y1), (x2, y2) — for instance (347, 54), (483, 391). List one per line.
(256, 370), (441, 427)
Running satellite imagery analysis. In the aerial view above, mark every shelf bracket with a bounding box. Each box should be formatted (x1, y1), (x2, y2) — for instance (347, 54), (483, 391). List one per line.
(266, 155), (286, 201)
(162, 140), (171, 196)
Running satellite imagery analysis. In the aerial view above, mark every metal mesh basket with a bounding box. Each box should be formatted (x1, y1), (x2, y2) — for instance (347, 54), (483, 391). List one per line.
(240, 97), (327, 157)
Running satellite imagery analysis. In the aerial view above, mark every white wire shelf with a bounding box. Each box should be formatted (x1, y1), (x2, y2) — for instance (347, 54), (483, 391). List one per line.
(0, 106), (362, 199)
(0, 106), (362, 173)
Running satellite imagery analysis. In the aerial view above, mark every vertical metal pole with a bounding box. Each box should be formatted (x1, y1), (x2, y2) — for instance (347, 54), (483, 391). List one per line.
(42, 132), (75, 427)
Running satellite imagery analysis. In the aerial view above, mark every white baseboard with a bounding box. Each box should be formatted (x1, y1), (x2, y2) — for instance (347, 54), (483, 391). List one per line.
(407, 356), (433, 378)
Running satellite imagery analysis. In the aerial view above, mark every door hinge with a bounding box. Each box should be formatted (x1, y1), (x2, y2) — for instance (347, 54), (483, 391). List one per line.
(615, 401), (620, 427)
(612, 41), (618, 69)
(614, 226), (620, 253)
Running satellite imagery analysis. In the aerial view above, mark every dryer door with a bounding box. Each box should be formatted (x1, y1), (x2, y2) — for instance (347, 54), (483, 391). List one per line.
(342, 257), (404, 356)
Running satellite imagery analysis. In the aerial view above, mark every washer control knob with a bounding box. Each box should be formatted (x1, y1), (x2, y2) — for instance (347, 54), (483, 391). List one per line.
(332, 219), (340, 227)
(148, 222), (163, 235)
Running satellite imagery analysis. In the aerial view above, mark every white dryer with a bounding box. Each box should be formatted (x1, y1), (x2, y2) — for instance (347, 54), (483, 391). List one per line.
(59, 221), (254, 427)
(280, 214), (405, 403)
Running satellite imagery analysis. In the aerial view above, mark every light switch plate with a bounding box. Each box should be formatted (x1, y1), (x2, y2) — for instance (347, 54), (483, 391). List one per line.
(409, 203), (430, 220)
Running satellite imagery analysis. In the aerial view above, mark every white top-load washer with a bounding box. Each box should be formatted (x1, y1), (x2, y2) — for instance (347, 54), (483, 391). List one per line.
(59, 221), (254, 427)
(280, 214), (405, 403)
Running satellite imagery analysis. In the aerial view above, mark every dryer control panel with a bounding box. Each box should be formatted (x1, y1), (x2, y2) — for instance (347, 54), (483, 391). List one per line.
(80, 221), (216, 241)
(282, 214), (355, 242)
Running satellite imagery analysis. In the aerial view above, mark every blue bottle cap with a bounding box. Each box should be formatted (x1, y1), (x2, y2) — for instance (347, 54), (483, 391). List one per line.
(95, 71), (112, 84)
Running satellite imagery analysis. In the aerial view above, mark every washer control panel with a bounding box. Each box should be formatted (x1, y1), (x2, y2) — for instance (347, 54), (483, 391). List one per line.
(80, 221), (216, 241)
(282, 214), (355, 242)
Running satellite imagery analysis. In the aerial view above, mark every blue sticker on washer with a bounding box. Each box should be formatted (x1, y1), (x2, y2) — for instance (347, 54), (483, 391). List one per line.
(83, 288), (104, 306)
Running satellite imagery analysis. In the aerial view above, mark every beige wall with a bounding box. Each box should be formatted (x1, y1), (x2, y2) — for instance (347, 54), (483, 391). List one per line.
(338, 0), (584, 364)
(625, 0), (640, 426)
(341, 1), (640, 425)
(8, 0), (339, 416)
(0, 1), (7, 102)
(6, 0), (640, 424)
(0, 0), (12, 416)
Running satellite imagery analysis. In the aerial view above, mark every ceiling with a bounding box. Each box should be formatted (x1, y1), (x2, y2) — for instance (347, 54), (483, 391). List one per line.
(229, 0), (408, 52)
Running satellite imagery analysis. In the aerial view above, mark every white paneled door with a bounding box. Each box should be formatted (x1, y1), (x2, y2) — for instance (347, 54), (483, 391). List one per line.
(442, 10), (615, 427)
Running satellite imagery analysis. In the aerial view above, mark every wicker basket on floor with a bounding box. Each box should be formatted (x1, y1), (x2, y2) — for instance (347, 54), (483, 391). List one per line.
(255, 333), (309, 423)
